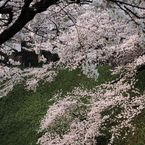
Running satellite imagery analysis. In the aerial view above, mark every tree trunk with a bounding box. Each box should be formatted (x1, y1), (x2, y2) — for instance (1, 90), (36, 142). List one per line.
(0, 8), (37, 45)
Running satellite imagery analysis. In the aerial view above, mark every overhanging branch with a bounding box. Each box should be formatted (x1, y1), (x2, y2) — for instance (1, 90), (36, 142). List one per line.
(0, 0), (59, 45)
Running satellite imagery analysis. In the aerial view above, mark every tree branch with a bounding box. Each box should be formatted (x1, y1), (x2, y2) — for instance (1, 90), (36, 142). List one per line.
(107, 0), (145, 10)
(0, 0), (59, 45)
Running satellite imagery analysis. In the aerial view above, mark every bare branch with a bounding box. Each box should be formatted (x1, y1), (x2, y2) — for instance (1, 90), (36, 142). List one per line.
(107, 0), (145, 10)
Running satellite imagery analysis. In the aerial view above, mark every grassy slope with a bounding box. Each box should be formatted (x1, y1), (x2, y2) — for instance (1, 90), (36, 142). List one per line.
(123, 69), (145, 145)
(115, 69), (145, 145)
(0, 66), (145, 145)
(96, 68), (145, 145)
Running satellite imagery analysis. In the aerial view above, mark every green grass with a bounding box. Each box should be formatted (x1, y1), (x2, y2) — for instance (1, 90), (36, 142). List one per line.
(96, 105), (123, 145)
(96, 65), (119, 85)
(0, 84), (49, 145)
(134, 69), (145, 94)
(96, 66), (145, 145)
(120, 108), (145, 145)
(108, 108), (145, 145)
(1, 65), (145, 145)
(0, 66), (126, 145)
(118, 68), (145, 145)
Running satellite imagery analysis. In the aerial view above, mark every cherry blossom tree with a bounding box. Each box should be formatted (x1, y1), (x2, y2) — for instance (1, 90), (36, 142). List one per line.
(0, 0), (145, 77)
(0, 0), (60, 66)
(0, 0), (145, 63)
(0, 0), (60, 44)
(36, 5), (144, 68)
(1, 2), (145, 144)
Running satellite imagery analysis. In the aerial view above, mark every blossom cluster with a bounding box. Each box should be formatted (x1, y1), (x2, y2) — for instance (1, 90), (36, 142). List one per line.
(34, 4), (144, 69)
(0, 63), (58, 98)
(37, 62), (145, 144)
(82, 61), (99, 81)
